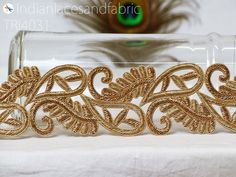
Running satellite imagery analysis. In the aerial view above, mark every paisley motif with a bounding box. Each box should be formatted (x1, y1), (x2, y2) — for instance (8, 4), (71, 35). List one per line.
(1, 63), (236, 137)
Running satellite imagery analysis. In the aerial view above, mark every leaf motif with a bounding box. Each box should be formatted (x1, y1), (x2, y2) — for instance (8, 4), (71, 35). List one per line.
(197, 92), (236, 132)
(25, 65), (87, 105)
(171, 75), (187, 89)
(103, 108), (113, 124)
(161, 77), (170, 91)
(0, 67), (40, 103)
(5, 119), (22, 126)
(0, 110), (12, 122)
(81, 95), (145, 136)
(54, 75), (71, 91)
(220, 107), (236, 125)
(158, 97), (215, 133)
(141, 64), (203, 105)
(113, 110), (128, 126)
(45, 76), (54, 92)
(101, 66), (156, 102)
(122, 119), (140, 129)
(65, 74), (82, 82)
(179, 71), (199, 81)
(0, 103), (29, 136)
(41, 98), (98, 135)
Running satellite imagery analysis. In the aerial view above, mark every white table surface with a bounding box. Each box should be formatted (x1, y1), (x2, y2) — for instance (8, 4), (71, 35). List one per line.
(1, 133), (236, 177)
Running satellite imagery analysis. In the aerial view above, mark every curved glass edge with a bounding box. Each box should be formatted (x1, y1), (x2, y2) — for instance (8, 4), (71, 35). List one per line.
(8, 31), (26, 75)
(8, 31), (236, 74)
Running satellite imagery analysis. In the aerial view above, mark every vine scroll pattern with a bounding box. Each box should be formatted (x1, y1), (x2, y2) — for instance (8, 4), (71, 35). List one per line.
(1, 64), (236, 137)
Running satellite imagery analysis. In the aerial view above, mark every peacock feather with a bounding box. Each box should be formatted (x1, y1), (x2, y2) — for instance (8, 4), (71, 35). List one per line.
(79, 39), (186, 66)
(63, 0), (199, 33)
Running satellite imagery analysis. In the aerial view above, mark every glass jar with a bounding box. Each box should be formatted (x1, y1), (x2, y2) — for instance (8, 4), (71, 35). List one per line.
(9, 31), (236, 75)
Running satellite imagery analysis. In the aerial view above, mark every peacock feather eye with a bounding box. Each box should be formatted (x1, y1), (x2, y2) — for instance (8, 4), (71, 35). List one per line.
(117, 3), (143, 27)
(109, 0), (149, 33)
(64, 0), (198, 34)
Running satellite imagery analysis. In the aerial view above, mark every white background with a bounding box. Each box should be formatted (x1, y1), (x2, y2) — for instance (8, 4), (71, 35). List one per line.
(0, 0), (236, 82)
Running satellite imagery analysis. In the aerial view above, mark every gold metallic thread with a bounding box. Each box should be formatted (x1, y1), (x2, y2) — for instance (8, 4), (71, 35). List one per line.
(1, 63), (236, 137)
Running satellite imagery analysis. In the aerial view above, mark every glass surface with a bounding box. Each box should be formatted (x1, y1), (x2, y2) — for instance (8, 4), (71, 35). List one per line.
(9, 31), (236, 75)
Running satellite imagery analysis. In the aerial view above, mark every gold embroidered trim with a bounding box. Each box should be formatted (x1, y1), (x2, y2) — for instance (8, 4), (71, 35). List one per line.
(1, 63), (236, 137)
